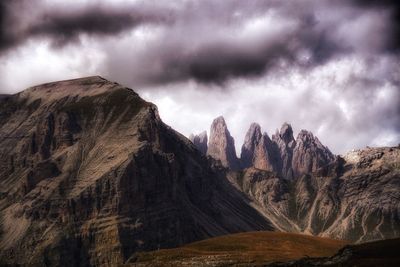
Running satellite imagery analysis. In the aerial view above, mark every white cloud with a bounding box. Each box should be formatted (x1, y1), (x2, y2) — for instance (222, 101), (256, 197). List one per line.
(0, 37), (105, 93)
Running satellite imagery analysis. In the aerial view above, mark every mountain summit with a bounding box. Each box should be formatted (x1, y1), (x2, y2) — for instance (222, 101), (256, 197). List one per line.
(202, 118), (334, 180)
(0, 77), (271, 266)
(207, 116), (240, 170)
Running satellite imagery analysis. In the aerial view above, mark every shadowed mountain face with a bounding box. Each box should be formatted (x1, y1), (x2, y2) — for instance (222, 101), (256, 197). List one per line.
(189, 131), (207, 155)
(0, 77), (272, 266)
(270, 237), (400, 267)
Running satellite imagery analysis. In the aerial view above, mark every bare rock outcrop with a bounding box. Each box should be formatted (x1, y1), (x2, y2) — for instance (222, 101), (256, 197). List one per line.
(292, 130), (335, 178)
(271, 123), (296, 179)
(240, 122), (334, 179)
(231, 146), (400, 243)
(189, 131), (208, 155)
(207, 116), (240, 170)
(241, 123), (262, 168)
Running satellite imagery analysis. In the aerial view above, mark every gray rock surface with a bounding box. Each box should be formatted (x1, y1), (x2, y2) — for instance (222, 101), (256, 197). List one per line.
(207, 116), (240, 170)
(252, 133), (278, 172)
(189, 131), (208, 155)
(0, 77), (272, 266)
(230, 146), (400, 243)
(292, 130), (335, 178)
(271, 123), (296, 179)
(241, 123), (263, 168)
(240, 122), (334, 179)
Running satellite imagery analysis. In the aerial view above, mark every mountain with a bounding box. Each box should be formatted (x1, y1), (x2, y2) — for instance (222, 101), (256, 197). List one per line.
(230, 146), (400, 242)
(210, 120), (334, 180)
(1, 76), (399, 266)
(241, 123), (263, 168)
(272, 123), (297, 179)
(0, 77), (272, 266)
(292, 130), (335, 178)
(189, 131), (208, 155)
(207, 116), (240, 170)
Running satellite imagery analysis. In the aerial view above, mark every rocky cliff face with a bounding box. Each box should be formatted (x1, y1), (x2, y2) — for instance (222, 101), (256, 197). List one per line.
(271, 123), (297, 179)
(189, 131), (208, 155)
(0, 77), (272, 266)
(230, 146), (400, 243)
(292, 130), (335, 178)
(207, 116), (240, 170)
(238, 122), (334, 179)
(241, 123), (263, 168)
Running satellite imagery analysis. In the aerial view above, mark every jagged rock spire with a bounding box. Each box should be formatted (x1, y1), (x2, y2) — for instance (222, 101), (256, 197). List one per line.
(253, 133), (278, 172)
(207, 116), (240, 170)
(292, 130), (335, 177)
(279, 122), (295, 144)
(189, 131), (208, 155)
(272, 123), (296, 179)
(205, 118), (335, 178)
(241, 123), (262, 168)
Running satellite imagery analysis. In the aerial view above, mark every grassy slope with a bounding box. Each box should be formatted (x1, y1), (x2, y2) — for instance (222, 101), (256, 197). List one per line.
(134, 231), (348, 265)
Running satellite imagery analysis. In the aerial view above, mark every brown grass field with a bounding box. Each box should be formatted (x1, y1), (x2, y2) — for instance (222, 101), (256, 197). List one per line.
(134, 231), (349, 266)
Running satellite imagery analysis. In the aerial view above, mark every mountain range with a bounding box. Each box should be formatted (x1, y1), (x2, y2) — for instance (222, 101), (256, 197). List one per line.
(0, 76), (399, 266)
(191, 113), (400, 243)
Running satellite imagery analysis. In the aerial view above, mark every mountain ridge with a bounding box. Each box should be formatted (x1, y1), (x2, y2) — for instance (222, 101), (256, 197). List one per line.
(0, 77), (272, 266)
(190, 118), (335, 179)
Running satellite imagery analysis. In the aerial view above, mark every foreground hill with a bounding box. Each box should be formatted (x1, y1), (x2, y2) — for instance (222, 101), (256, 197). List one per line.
(133, 231), (347, 266)
(0, 76), (272, 266)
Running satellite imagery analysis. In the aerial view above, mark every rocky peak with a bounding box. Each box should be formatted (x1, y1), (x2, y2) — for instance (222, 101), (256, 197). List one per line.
(237, 122), (334, 179)
(241, 123), (262, 168)
(207, 116), (239, 170)
(253, 133), (278, 172)
(20, 76), (119, 103)
(292, 129), (335, 177)
(0, 79), (272, 266)
(271, 123), (296, 179)
(189, 131), (208, 155)
(279, 122), (295, 145)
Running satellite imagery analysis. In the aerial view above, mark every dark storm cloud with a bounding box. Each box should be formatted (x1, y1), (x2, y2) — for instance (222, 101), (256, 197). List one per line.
(0, 0), (19, 52)
(0, 0), (398, 152)
(176, 19), (342, 83)
(103, 0), (396, 85)
(1, 0), (398, 84)
(349, 0), (400, 51)
(103, 1), (352, 85)
(0, 0), (171, 53)
(28, 9), (154, 47)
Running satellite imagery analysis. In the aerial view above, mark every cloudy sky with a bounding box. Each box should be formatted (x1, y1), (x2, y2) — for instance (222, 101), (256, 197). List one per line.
(1, 0), (399, 154)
